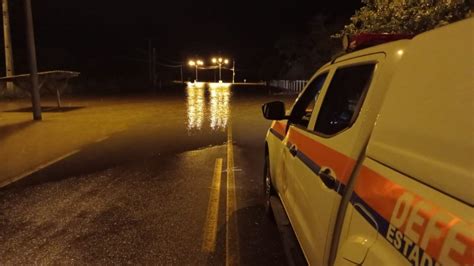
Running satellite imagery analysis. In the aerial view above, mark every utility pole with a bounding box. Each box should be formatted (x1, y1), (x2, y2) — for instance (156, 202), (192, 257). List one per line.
(152, 47), (157, 88)
(232, 60), (235, 83)
(24, 0), (41, 120)
(180, 64), (183, 83)
(195, 65), (198, 82)
(148, 40), (152, 84)
(2, 0), (15, 96)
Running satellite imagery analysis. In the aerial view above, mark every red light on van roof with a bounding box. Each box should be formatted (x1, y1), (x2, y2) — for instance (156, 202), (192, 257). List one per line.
(343, 33), (415, 52)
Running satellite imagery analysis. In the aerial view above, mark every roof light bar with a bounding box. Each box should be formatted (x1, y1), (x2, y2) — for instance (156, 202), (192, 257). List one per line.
(343, 33), (415, 52)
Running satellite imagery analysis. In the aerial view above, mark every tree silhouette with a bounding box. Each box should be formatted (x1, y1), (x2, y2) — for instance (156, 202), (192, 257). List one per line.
(333, 0), (471, 38)
(275, 14), (342, 79)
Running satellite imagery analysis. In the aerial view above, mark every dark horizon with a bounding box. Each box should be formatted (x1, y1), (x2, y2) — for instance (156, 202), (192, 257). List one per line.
(1, 1), (362, 83)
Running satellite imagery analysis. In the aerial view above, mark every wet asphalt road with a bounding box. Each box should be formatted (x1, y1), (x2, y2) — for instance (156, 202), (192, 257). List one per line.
(0, 85), (295, 264)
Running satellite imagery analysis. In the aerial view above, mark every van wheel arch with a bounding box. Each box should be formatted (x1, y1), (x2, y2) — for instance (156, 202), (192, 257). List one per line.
(264, 143), (275, 220)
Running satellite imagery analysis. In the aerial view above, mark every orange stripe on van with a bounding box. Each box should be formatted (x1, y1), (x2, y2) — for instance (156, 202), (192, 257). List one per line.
(354, 166), (405, 222)
(287, 128), (355, 185)
(354, 166), (474, 265)
(355, 166), (443, 236)
(271, 121), (287, 137)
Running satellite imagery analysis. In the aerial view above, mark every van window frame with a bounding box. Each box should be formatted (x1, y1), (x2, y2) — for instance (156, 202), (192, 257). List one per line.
(311, 62), (377, 138)
(288, 71), (329, 131)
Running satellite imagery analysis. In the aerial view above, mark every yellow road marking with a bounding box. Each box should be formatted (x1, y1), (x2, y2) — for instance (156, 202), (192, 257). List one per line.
(202, 158), (223, 253)
(226, 124), (240, 266)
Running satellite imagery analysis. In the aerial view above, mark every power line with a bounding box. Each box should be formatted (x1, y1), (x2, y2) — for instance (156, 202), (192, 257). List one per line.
(155, 61), (182, 68)
(159, 57), (183, 65)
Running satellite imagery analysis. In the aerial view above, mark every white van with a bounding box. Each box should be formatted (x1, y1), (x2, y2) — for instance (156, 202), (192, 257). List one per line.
(262, 18), (473, 265)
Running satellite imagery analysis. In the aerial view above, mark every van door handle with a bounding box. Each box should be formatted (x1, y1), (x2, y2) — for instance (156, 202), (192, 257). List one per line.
(318, 168), (336, 189)
(288, 144), (298, 157)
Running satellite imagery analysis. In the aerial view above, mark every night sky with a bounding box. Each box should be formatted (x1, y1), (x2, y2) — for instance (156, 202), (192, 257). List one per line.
(3, 1), (362, 82)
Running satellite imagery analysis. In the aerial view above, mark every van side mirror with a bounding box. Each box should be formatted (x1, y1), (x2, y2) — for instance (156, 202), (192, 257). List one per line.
(262, 101), (286, 120)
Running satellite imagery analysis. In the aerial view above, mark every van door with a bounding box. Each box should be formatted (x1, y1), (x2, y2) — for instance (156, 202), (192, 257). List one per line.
(282, 58), (382, 265)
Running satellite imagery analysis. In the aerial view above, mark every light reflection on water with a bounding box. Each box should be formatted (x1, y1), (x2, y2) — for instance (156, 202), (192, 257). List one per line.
(186, 86), (205, 131)
(209, 85), (230, 131)
(185, 83), (230, 132)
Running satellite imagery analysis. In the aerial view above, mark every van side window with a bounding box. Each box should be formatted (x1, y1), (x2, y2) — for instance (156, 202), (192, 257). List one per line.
(314, 64), (375, 136)
(289, 73), (328, 128)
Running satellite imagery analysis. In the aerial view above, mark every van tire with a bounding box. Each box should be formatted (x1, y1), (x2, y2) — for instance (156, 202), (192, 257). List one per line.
(264, 154), (275, 221)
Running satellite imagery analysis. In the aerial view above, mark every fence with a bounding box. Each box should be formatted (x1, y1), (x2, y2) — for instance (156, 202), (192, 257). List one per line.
(268, 80), (308, 93)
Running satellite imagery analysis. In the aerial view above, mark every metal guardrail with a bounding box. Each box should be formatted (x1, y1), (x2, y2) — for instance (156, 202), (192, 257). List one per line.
(268, 80), (307, 93)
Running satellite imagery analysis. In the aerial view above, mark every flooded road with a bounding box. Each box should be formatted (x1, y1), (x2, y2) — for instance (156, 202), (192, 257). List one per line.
(0, 84), (296, 264)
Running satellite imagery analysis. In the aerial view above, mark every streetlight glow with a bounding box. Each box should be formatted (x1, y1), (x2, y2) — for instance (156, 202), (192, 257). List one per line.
(188, 59), (204, 82)
(211, 57), (230, 82)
